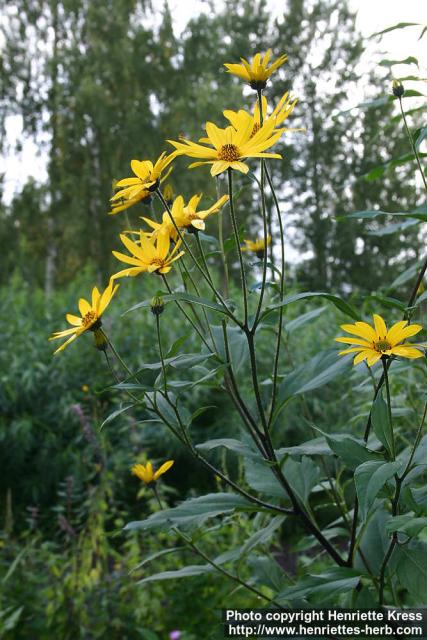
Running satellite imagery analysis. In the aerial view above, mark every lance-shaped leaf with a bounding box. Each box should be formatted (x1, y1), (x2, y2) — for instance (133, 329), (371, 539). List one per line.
(354, 461), (401, 521)
(124, 493), (254, 532)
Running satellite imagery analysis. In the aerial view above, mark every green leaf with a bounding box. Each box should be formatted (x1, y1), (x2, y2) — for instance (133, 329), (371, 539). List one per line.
(354, 461), (401, 521)
(262, 291), (359, 321)
(344, 207), (427, 222)
(124, 292), (229, 317)
(239, 516), (285, 558)
(322, 432), (384, 470)
(168, 353), (216, 369)
(356, 508), (390, 574)
(274, 350), (353, 419)
(371, 392), (393, 457)
(415, 126), (427, 151)
(277, 567), (361, 605)
(386, 514), (427, 539)
(371, 22), (420, 37)
(392, 541), (427, 599)
(196, 438), (256, 458)
(367, 295), (407, 312)
(388, 262), (421, 290)
(283, 456), (320, 504)
(379, 56), (419, 67)
(277, 436), (331, 458)
(367, 218), (420, 236)
(131, 547), (181, 572)
(244, 455), (285, 498)
(207, 325), (248, 372)
(138, 564), (214, 584)
(124, 493), (254, 532)
(100, 403), (137, 430)
(362, 153), (427, 182)
(168, 292), (230, 315)
(248, 555), (288, 592)
(414, 290), (427, 307)
(284, 307), (326, 333)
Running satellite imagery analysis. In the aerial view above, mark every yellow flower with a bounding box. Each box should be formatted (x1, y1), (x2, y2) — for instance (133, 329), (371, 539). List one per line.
(168, 114), (283, 177)
(109, 152), (175, 214)
(49, 281), (119, 354)
(131, 460), (174, 484)
(224, 50), (288, 90)
(81, 384), (90, 393)
(109, 190), (152, 215)
(335, 314), (424, 367)
(241, 235), (272, 258)
(111, 232), (184, 279)
(143, 194), (229, 240)
(222, 93), (300, 138)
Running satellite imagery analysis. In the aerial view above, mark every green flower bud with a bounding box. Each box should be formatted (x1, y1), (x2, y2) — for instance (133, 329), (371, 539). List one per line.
(93, 328), (108, 351)
(392, 79), (404, 98)
(151, 296), (165, 316)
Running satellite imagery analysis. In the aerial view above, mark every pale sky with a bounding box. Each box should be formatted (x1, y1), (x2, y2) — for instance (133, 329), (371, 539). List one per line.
(1, 0), (426, 203)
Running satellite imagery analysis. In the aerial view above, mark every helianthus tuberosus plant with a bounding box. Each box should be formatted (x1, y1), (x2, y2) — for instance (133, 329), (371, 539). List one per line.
(50, 50), (427, 611)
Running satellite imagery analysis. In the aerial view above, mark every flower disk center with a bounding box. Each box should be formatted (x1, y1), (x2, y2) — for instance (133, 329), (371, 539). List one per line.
(374, 339), (392, 353)
(82, 310), (97, 327)
(218, 144), (240, 162)
(151, 258), (165, 269)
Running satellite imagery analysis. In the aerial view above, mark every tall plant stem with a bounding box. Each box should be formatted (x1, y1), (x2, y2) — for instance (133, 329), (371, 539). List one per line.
(155, 314), (168, 397)
(156, 190), (240, 325)
(195, 232), (215, 288)
(221, 320), (268, 456)
(382, 357), (396, 459)
(377, 396), (427, 603)
(264, 164), (286, 427)
(252, 89), (269, 330)
(398, 96), (427, 193)
(216, 176), (230, 298)
(227, 168), (248, 327)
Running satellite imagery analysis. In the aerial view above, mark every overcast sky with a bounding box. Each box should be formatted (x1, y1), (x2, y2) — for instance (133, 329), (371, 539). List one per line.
(1, 0), (426, 203)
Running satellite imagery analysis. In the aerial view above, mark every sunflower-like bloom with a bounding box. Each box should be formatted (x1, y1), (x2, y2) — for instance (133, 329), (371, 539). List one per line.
(142, 194), (229, 241)
(131, 460), (174, 484)
(111, 233), (184, 279)
(109, 152), (175, 214)
(335, 314), (424, 366)
(109, 190), (151, 215)
(241, 235), (272, 259)
(49, 281), (119, 354)
(224, 50), (287, 90)
(222, 93), (300, 139)
(168, 115), (283, 177)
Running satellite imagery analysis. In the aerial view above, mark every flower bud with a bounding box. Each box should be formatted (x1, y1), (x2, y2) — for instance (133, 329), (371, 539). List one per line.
(151, 296), (165, 316)
(392, 79), (404, 98)
(93, 328), (108, 351)
(163, 184), (174, 205)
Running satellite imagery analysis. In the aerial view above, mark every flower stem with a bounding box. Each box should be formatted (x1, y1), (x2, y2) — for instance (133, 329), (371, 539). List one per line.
(252, 91), (269, 330)
(382, 357), (396, 460)
(156, 189), (240, 325)
(398, 96), (427, 193)
(216, 176), (230, 298)
(227, 168), (248, 327)
(265, 163), (286, 427)
(155, 314), (168, 397)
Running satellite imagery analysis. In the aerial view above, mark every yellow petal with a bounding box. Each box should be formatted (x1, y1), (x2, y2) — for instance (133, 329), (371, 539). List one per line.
(373, 314), (387, 339)
(153, 460), (174, 481)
